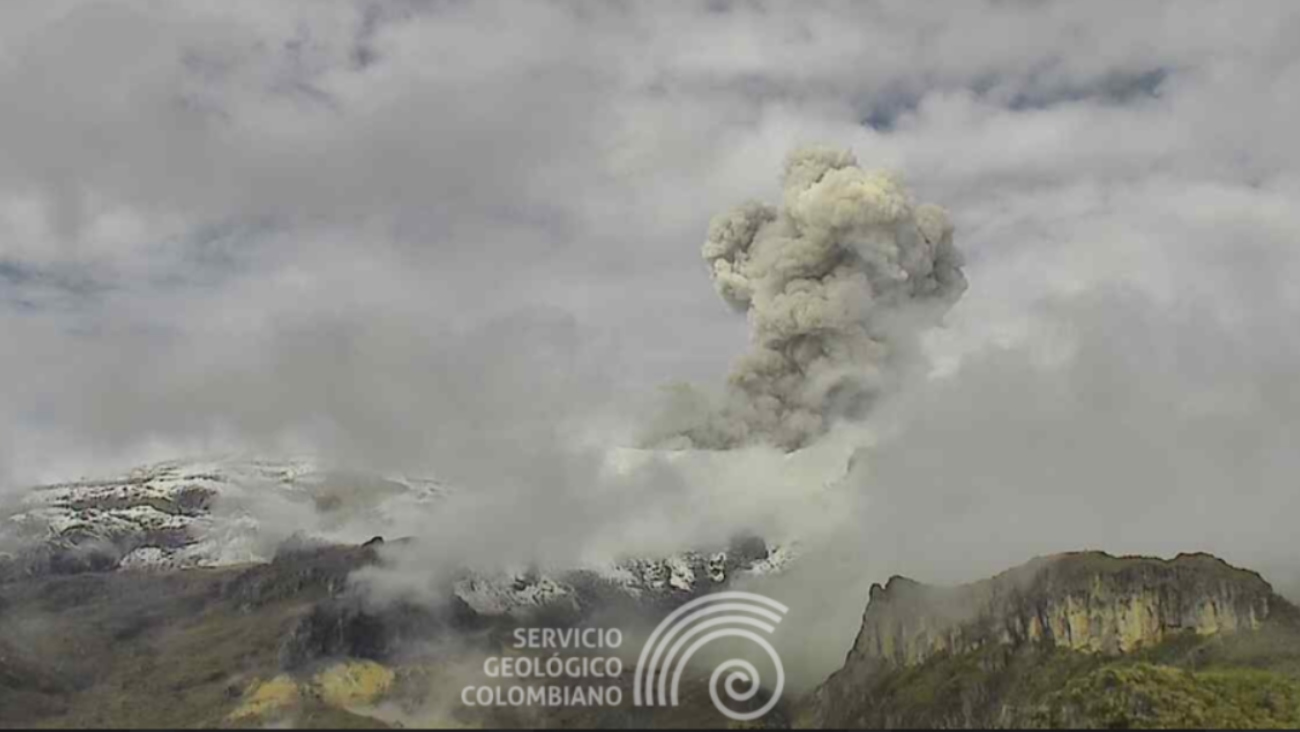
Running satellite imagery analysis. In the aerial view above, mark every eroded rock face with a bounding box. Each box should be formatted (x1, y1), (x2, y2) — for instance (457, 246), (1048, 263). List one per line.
(857, 552), (1272, 666)
(805, 551), (1282, 728)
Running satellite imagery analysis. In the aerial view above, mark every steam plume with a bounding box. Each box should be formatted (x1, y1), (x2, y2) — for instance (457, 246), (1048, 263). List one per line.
(647, 146), (967, 451)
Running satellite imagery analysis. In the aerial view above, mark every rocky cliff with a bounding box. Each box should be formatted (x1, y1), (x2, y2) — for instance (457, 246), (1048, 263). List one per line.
(4, 538), (1298, 728)
(855, 551), (1272, 664)
(805, 551), (1300, 728)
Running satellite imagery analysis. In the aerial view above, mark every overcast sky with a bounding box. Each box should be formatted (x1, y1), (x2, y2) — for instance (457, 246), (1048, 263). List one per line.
(1, 2), (1298, 593)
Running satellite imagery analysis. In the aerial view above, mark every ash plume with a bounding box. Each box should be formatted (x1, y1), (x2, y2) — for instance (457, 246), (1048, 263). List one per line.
(645, 146), (968, 451)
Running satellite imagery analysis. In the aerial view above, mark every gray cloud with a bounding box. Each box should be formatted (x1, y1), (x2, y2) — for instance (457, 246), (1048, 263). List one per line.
(1, 1), (1298, 632)
(643, 146), (966, 451)
(850, 278), (1300, 584)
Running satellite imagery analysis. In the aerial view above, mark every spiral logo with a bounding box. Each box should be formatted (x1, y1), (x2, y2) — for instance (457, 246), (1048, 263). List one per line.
(633, 591), (788, 721)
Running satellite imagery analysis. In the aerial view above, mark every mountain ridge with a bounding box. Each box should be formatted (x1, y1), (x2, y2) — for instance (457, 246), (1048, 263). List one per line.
(4, 459), (1299, 727)
(802, 550), (1300, 729)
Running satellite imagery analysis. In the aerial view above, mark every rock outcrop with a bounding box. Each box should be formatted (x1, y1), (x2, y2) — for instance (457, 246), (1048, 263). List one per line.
(805, 551), (1292, 728)
(859, 552), (1272, 664)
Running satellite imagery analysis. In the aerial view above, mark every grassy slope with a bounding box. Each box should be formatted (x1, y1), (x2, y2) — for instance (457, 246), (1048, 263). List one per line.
(1033, 663), (1300, 729)
(3, 547), (1297, 729)
(0, 546), (388, 728)
(0, 545), (760, 729)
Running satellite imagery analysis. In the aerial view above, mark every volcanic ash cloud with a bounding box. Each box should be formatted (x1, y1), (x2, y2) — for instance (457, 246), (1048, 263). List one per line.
(646, 146), (968, 452)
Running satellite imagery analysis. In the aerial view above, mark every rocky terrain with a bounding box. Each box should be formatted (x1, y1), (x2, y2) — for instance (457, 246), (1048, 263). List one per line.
(3, 460), (1299, 728)
(803, 551), (1300, 729)
(0, 457), (797, 727)
(0, 457), (791, 617)
(0, 457), (447, 575)
(0, 535), (793, 728)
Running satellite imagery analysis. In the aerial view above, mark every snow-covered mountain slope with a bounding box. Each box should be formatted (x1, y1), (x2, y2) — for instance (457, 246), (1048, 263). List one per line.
(0, 456), (448, 574)
(0, 455), (796, 616)
(446, 539), (796, 618)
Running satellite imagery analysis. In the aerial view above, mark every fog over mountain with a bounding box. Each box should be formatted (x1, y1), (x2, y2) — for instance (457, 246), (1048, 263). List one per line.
(2, 2), (1299, 690)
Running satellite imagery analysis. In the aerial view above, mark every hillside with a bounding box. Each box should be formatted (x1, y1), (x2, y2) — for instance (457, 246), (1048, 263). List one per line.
(3, 463), (1299, 730)
(802, 551), (1300, 729)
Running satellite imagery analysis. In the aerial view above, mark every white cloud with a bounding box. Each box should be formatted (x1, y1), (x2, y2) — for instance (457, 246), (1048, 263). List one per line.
(0, 2), (1297, 613)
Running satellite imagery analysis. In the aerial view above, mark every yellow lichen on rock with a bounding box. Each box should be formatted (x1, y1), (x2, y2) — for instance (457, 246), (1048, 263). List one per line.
(1116, 593), (1159, 652)
(313, 659), (397, 709)
(1063, 597), (1096, 652)
(225, 660), (397, 724)
(228, 674), (302, 721)
(1027, 613), (1044, 643)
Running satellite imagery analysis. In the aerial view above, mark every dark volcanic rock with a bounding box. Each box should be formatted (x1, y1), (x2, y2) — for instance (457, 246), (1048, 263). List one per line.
(277, 594), (465, 671)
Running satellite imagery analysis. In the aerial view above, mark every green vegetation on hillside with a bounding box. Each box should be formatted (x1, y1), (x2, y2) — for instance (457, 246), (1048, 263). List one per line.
(1032, 663), (1300, 729)
(823, 621), (1300, 729)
